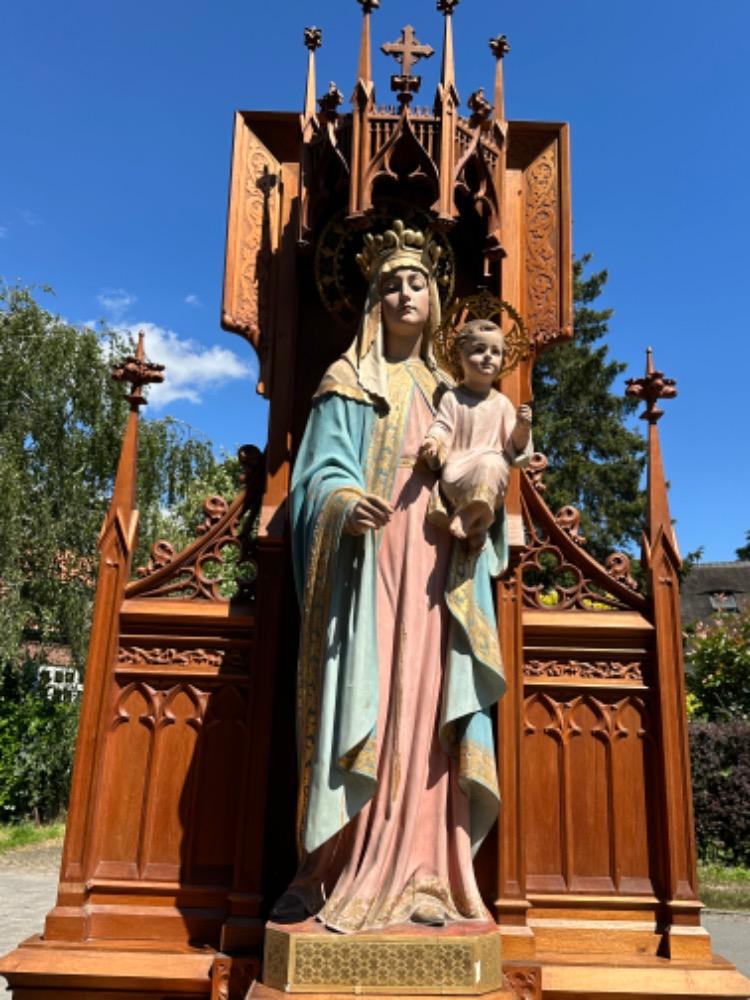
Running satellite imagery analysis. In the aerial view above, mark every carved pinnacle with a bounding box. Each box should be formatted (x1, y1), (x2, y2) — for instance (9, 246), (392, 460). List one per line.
(625, 347), (677, 423)
(468, 87), (493, 127)
(437, 0), (460, 14)
(489, 34), (511, 59)
(304, 26), (323, 51)
(319, 81), (344, 117)
(357, 0), (380, 12)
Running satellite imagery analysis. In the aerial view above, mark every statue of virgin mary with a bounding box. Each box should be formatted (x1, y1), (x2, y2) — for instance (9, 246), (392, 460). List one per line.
(275, 220), (531, 934)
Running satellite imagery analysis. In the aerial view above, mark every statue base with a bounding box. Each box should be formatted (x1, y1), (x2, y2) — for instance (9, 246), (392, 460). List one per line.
(262, 920), (504, 995)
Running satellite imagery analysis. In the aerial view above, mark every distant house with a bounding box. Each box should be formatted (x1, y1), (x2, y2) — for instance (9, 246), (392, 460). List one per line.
(681, 561), (750, 625)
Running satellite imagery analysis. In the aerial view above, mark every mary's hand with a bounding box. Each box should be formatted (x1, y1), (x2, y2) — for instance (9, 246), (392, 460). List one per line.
(346, 494), (394, 536)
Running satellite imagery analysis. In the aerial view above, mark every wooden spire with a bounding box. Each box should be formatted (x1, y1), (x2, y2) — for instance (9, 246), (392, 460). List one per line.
(53, 333), (164, 909)
(489, 33), (511, 125)
(303, 27), (322, 123)
(349, 0), (379, 219)
(437, 0), (458, 92)
(625, 347), (678, 551)
(356, 0), (378, 86)
(435, 0), (460, 224)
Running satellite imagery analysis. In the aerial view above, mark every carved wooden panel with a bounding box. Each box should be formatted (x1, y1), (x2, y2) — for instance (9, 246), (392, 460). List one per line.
(222, 114), (282, 394)
(91, 668), (249, 887)
(523, 690), (655, 896)
(507, 123), (572, 351)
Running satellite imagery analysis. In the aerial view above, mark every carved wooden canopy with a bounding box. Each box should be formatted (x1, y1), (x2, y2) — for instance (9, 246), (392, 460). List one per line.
(221, 1), (572, 400)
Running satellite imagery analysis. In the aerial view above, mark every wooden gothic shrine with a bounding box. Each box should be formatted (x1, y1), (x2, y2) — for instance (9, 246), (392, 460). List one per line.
(2, 3), (748, 999)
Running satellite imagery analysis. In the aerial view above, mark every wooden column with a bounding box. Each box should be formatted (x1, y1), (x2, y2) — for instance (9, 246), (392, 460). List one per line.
(493, 154), (534, 958)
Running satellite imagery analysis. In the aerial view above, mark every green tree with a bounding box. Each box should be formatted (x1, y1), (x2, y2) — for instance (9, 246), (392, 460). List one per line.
(531, 256), (647, 562)
(736, 531), (750, 561)
(0, 283), (224, 672)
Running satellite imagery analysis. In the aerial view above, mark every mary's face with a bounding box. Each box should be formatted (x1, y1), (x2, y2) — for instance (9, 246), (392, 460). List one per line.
(379, 267), (430, 341)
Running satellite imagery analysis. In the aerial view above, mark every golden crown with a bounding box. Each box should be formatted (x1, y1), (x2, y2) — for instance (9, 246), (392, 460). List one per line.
(356, 219), (443, 283)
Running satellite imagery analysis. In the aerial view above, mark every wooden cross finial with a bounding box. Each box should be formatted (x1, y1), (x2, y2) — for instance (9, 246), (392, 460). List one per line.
(381, 25), (434, 105)
(625, 347), (677, 424)
(112, 331), (165, 410)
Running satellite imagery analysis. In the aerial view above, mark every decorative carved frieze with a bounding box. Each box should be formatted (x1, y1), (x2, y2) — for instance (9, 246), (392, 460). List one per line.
(117, 646), (247, 673)
(524, 659), (643, 682)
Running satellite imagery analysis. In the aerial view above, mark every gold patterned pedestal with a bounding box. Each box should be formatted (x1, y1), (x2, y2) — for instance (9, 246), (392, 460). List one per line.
(261, 920), (505, 995)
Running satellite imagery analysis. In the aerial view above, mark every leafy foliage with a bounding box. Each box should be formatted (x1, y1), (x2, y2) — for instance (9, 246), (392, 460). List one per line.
(690, 719), (750, 866)
(685, 608), (750, 721)
(736, 530), (750, 561)
(531, 256), (647, 562)
(0, 660), (79, 823)
(0, 283), (223, 673)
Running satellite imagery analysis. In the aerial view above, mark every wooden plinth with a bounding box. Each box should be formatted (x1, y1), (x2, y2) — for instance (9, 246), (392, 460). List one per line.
(0, 937), (258, 1000)
(263, 920), (504, 995)
(537, 951), (750, 999)
(0, 937), (215, 998)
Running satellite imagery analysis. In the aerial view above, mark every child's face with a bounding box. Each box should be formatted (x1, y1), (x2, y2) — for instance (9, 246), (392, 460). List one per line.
(459, 326), (504, 386)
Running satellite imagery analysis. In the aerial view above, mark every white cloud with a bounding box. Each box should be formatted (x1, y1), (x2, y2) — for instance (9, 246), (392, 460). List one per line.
(121, 321), (254, 408)
(19, 209), (41, 227)
(0, 225), (8, 239)
(97, 288), (137, 321)
(184, 293), (202, 307)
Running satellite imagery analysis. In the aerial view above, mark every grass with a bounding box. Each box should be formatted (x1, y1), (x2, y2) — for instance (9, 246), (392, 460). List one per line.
(0, 821), (65, 855)
(698, 862), (750, 911)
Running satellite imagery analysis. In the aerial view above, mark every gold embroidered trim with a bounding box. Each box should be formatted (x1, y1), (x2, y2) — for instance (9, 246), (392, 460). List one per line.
(365, 364), (414, 500)
(314, 381), (371, 404)
(296, 486), (364, 853)
(459, 738), (499, 798)
(406, 359), (441, 410)
(319, 873), (487, 934)
(339, 735), (377, 780)
(445, 546), (502, 676)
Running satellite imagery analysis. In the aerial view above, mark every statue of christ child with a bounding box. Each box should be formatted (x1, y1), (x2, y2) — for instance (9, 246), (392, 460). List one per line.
(419, 319), (532, 551)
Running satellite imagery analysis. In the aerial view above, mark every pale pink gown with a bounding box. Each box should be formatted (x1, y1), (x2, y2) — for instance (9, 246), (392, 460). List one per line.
(426, 387), (517, 526)
(291, 374), (489, 934)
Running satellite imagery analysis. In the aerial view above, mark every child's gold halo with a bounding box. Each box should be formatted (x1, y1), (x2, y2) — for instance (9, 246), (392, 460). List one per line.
(433, 289), (532, 384)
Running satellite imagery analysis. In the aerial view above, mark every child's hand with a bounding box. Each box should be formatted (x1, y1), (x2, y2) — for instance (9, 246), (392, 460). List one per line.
(517, 403), (533, 426)
(419, 438), (442, 470)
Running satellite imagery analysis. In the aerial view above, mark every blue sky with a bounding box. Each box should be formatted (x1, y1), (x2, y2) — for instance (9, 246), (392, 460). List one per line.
(2, 0), (749, 562)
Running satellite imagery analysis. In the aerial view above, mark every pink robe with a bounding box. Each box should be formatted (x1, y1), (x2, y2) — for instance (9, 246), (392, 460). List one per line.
(292, 365), (489, 933)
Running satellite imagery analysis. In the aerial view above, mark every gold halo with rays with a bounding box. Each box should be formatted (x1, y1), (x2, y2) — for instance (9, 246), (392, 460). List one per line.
(433, 289), (532, 384)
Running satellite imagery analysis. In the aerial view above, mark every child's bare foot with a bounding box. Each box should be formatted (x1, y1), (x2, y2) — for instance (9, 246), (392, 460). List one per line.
(449, 502), (488, 542)
(449, 511), (467, 540)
